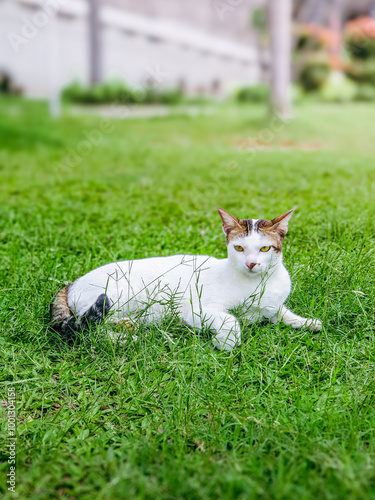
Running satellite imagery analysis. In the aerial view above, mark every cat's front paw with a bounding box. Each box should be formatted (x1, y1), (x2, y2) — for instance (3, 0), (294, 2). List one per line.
(305, 318), (322, 332)
(212, 331), (241, 351)
(286, 316), (322, 331)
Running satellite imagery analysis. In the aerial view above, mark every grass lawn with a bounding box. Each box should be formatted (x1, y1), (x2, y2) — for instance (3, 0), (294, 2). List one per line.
(0, 97), (375, 499)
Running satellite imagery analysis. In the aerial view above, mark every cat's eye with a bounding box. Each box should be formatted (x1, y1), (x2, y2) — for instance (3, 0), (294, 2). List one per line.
(234, 245), (244, 252)
(260, 246), (271, 252)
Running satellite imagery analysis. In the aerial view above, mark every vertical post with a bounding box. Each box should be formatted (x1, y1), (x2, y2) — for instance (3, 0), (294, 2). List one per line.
(88, 0), (102, 84)
(329, 0), (343, 70)
(268, 0), (292, 118)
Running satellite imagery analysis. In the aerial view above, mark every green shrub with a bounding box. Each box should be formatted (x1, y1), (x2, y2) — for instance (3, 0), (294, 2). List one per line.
(235, 84), (269, 103)
(295, 33), (323, 52)
(100, 80), (136, 103)
(62, 80), (136, 104)
(62, 81), (90, 103)
(299, 61), (330, 92)
(184, 95), (212, 105)
(136, 86), (183, 105)
(62, 80), (184, 105)
(345, 60), (375, 84)
(345, 34), (375, 60)
(158, 88), (184, 105)
(0, 72), (22, 94)
(251, 7), (267, 33)
(320, 74), (357, 102)
(355, 83), (375, 101)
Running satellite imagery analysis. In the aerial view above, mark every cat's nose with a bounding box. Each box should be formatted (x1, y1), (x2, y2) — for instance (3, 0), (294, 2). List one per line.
(247, 263), (257, 270)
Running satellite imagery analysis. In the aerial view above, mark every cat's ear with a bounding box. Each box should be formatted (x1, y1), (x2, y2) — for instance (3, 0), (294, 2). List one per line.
(271, 208), (295, 236)
(217, 208), (242, 238)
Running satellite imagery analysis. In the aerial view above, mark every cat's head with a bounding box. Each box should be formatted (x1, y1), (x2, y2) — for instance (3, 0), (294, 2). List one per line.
(217, 208), (295, 276)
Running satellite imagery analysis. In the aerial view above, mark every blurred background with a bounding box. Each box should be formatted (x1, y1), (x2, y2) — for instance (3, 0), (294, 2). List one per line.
(2, 0), (375, 115)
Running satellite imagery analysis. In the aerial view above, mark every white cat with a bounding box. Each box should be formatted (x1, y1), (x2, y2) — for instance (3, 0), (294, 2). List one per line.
(51, 208), (322, 350)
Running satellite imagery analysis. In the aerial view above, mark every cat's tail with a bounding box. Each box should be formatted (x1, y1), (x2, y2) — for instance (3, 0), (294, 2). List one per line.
(50, 285), (111, 335)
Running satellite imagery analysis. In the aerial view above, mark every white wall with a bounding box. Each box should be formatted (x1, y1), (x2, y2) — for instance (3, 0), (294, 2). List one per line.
(0, 0), (261, 97)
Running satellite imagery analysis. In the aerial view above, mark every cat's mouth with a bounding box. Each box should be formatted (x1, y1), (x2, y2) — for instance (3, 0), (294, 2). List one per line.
(246, 266), (260, 274)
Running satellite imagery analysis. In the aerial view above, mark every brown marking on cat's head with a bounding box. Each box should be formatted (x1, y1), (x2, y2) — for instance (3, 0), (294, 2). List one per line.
(217, 208), (295, 249)
(255, 209), (295, 252)
(217, 208), (253, 243)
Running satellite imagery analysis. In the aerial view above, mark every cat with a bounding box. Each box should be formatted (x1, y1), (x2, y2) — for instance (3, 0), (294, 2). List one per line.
(51, 208), (322, 350)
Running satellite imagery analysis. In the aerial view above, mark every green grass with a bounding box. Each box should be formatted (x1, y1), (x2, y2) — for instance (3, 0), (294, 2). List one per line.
(1, 96), (375, 499)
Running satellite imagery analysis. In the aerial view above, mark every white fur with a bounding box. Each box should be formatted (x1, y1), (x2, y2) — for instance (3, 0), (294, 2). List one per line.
(67, 222), (322, 350)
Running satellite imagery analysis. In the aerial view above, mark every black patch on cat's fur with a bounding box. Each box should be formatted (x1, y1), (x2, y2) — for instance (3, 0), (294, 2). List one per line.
(242, 219), (253, 235)
(79, 294), (111, 329)
(254, 219), (266, 232)
(53, 294), (111, 336)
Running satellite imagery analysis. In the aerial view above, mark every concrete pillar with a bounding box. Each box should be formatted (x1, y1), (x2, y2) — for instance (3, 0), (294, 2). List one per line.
(268, 0), (292, 118)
